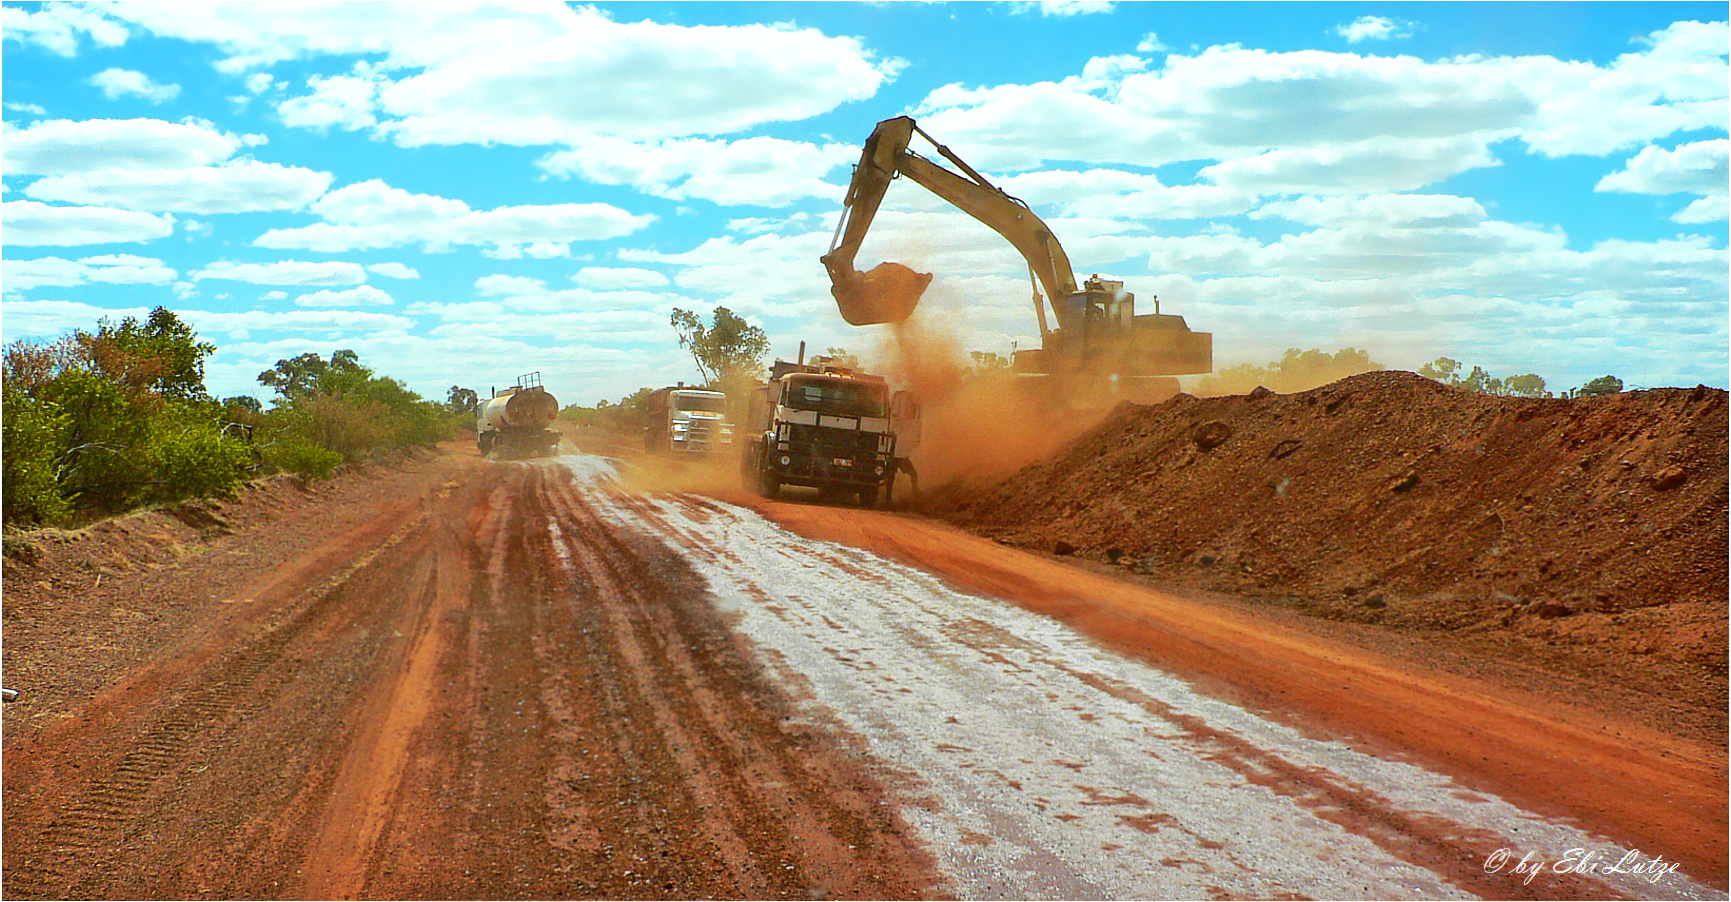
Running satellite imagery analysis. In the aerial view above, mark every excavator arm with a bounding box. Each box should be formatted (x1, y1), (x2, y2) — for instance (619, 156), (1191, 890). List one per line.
(821, 116), (1076, 332)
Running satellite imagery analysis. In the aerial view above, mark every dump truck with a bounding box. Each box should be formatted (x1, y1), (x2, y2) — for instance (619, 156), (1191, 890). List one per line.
(740, 350), (919, 507)
(477, 372), (561, 459)
(644, 385), (734, 454)
(821, 116), (1212, 399)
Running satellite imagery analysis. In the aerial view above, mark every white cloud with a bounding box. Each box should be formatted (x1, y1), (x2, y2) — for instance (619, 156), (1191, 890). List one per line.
(367, 262), (420, 280)
(1012, 0), (1115, 16)
(246, 73), (276, 94)
(5, 101), (48, 116)
(293, 285), (395, 307)
(105, 2), (901, 145)
(276, 68), (382, 132)
(22, 159), (333, 213)
(2, 118), (246, 175)
(536, 136), (853, 207)
(1596, 138), (1729, 196)
(89, 68), (181, 103)
(253, 178), (655, 255)
(910, 19), (1727, 182)
(1136, 33), (1167, 53)
(185, 308), (414, 338)
(0, 4), (128, 57)
(573, 266), (669, 290)
(1335, 16), (1412, 44)
(0, 300), (152, 340)
(193, 260), (368, 286)
(2, 254), (176, 292)
(2, 200), (175, 246)
(1673, 194), (1729, 223)
(1250, 194), (1488, 229)
(261, 290), (288, 301)
(1199, 137), (1501, 195)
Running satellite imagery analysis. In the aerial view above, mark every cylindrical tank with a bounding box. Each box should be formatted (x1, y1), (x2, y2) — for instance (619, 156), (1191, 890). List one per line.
(478, 387), (558, 433)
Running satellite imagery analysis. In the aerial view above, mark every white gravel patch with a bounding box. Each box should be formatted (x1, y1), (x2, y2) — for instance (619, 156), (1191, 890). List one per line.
(560, 455), (1723, 901)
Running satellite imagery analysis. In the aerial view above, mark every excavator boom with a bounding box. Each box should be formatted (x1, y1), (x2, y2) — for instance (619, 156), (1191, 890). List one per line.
(823, 116), (1212, 380)
(823, 116), (1075, 330)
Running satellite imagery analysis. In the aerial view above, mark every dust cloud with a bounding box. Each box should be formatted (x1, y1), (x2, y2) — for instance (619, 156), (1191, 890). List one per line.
(869, 317), (1108, 489)
(1192, 348), (1383, 397)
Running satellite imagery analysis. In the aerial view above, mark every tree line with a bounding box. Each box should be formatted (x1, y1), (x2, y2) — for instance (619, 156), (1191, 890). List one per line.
(3, 307), (459, 526)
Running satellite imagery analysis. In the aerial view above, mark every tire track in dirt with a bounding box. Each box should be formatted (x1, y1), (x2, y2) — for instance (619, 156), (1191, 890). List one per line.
(4, 457), (943, 900)
(2, 493), (437, 900)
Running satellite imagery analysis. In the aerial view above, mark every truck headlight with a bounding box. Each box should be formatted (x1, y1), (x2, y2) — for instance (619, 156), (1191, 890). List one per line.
(779, 455), (791, 466)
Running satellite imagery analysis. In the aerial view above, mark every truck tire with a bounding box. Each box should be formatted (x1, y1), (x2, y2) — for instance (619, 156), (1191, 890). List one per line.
(759, 469), (780, 499)
(857, 485), (879, 508)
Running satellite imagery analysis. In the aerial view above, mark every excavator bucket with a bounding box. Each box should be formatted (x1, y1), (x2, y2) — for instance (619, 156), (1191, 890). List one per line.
(830, 261), (934, 326)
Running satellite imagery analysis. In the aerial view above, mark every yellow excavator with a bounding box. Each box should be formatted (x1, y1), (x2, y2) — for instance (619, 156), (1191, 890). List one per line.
(821, 116), (1211, 389)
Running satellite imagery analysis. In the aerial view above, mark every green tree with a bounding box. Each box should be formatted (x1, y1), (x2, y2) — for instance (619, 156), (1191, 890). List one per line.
(1418, 357), (1462, 383)
(1502, 374), (1548, 398)
(258, 349), (370, 400)
(1578, 375), (1624, 397)
(84, 307), (216, 402)
(447, 385), (479, 415)
(670, 307), (770, 385)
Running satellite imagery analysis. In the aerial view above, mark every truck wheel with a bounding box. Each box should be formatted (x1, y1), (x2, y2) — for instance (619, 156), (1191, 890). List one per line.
(759, 470), (780, 499)
(857, 485), (879, 508)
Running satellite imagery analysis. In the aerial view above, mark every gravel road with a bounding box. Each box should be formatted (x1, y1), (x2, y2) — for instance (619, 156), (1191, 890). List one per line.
(2, 449), (1721, 900)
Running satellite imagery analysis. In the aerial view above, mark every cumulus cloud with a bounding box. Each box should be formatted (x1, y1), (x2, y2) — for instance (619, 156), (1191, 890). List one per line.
(0, 4), (128, 57)
(1136, 33), (1167, 53)
(253, 178), (655, 256)
(910, 19), (1727, 181)
(276, 68), (382, 132)
(193, 259), (368, 286)
(536, 136), (854, 207)
(22, 159), (333, 213)
(2, 200), (175, 246)
(5, 101), (48, 115)
(293, 285), (395, 307)
(2, 254), (177, 292)
(1335, 16), (1412, 44)
(1672, 194), (1729, 223)
(1011, 0), (1115, 16)
(102, 3), (902, 145)
(89, 68), (181, 103)
(572, 267), (669, 290)
(2, 118), (250, 175)
(1596, 138), (1729, 196)
(367, 262), (420, 280)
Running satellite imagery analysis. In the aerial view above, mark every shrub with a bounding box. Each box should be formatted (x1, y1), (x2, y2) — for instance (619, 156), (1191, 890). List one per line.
(263, 439), (344, 479)
(2, 384), (71, 524)
(143, 415), (251, 503)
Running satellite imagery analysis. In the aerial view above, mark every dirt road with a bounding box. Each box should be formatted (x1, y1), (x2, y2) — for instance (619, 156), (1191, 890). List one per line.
(3, 449), (1724, 900)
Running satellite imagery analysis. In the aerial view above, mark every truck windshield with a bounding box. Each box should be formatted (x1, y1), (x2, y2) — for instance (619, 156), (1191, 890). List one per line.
(784, 378), (887, 418)
(673, 394), (727, 413)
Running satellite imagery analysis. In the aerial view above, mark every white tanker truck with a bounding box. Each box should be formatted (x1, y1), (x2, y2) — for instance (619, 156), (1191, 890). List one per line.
(477, 372), (561, 459)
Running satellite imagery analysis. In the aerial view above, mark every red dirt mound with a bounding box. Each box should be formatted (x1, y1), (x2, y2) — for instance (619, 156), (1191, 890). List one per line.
(921, 371), (1728, 740)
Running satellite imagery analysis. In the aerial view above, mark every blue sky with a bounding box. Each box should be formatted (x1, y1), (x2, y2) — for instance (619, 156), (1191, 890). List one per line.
(3, 1), (1726, 407)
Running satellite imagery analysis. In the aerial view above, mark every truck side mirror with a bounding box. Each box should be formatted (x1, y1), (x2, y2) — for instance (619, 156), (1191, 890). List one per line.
(891, 390), (921, 420)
